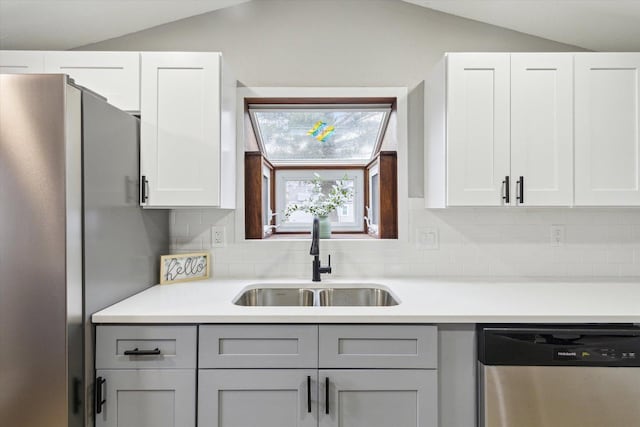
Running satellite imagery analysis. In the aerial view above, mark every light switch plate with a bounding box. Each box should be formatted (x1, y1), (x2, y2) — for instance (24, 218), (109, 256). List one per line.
(550, 225), (565, 247)
(211, 226), (226, 248)
(417, 227), (439, 250)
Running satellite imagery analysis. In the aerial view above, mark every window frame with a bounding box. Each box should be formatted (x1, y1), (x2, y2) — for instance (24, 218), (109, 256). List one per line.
(262, 163), (274, 237)
(248, 104), (392, 166)
(274, 168), (365, 233)
(237, 87), (408, 243)
(366, 160), (380, 236)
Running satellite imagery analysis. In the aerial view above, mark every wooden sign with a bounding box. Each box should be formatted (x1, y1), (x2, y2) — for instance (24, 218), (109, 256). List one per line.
(160, 252), (210, 284)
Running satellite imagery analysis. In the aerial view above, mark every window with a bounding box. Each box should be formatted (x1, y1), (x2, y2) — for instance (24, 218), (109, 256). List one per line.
(244, 97), (398, 240)
(249, 104), (391, 165)
(275, 169), (364, 232)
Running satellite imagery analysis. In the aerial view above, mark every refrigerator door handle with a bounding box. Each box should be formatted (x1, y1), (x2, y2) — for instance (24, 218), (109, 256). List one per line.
(73, 377), (82, 414)
(96, 376), (106, 414)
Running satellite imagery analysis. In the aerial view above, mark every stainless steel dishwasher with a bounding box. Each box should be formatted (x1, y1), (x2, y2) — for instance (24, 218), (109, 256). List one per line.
(478, 325), (640, 427)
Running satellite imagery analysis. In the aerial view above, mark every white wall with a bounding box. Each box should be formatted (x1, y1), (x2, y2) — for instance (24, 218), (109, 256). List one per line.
(84, 0), (640, 279)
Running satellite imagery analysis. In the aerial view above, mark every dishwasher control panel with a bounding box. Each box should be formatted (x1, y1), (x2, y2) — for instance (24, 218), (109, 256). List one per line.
(478, 325), (640, 367)
(554, 347), (637, 362)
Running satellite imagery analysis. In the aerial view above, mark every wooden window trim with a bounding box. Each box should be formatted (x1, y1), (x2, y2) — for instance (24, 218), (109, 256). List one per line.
(245, 153), (397, 240)
(377, 151), (398, 239)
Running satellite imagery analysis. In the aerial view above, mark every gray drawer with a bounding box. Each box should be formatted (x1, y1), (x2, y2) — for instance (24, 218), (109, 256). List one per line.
(319, 325), (437, 369)
(199, 325), (318, 368)
(96, 325), (197, 369)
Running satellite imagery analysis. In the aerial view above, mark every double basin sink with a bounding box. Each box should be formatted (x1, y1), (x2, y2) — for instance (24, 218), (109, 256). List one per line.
(234, 285), (399, 307)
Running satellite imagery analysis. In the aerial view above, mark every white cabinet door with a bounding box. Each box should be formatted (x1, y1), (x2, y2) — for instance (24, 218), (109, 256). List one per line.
(511, 53), (573, 206)
(447, 53), (511, 206)
(0, 50), (44, 73)
(44, 51), (140, 111)
(575, 53), (640, 206)
(198, 370), (317, 427)
(95, 369), (195, 427)
(319, 370), (437, 427)
(140, 52), (222, 207)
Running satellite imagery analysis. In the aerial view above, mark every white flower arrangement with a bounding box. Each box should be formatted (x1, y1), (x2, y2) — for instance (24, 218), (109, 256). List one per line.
(284, 173), (354, 219)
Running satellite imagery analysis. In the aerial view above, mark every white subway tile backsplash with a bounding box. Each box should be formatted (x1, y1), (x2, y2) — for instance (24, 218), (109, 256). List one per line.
(606, 248), (635, 264)
(169, 221), (190, 238)
(169, 203), (640, 279)
(620, 263), (640, 276)
(174, 210), (202, 226)
(174, 236), (203, 251)
(566, 264), (594, 276)
(592, 263), (621, 277)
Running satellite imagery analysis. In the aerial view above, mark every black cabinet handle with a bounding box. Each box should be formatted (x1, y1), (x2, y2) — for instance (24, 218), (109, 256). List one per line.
(123, 347), (161, 356)
(502, 176), (510, 204)
(140, 175), (148, 203)
(325, 377), (330, 415)
(517, 176), (524, 204)
(95, 376), (106, 414)
(307, 375), (312, 413)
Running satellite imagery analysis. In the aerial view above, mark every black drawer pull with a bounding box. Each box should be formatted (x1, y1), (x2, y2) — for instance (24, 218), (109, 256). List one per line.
(95, 376), (106, 414)
(123, 347), (161, 356)
(307, 375), (312, 413)
(325, 377), (330, 415)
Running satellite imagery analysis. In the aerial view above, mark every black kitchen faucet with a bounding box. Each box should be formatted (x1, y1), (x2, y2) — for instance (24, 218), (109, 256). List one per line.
(310, 217), (332, 282)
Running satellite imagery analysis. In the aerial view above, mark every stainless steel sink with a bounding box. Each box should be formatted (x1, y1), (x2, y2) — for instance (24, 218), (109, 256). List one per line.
(234, 288), (314, 306)
(234, 285), (399, 307)
(318, 288), (398, 306)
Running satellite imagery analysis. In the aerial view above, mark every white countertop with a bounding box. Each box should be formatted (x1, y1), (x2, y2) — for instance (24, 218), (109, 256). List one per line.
(91, 277), (640, 324)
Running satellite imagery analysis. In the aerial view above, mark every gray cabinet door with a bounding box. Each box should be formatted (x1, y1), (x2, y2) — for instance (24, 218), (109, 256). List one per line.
(95, 369), (195, 427)
(198, 370), (317, 427)
(319, 370), (437, 427)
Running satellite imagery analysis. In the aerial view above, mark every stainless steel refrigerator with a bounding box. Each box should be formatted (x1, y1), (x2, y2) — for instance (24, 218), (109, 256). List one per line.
(0, 74), (170, 427)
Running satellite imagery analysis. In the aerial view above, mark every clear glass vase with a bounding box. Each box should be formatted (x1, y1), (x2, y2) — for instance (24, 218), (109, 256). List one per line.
(318, 215), (331, 239)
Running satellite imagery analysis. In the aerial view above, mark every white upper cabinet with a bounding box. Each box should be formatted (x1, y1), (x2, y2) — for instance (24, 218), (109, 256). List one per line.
(0, 50), (45, 73)
(140, 52), (236, 208)
(574, 53), (640, 206)
(446, 53), (511, 206)
(44, 51), (140, 111)
(0, 50), (140, 111)
(510, 53), (574, 206)
(426, 52), (573, 207)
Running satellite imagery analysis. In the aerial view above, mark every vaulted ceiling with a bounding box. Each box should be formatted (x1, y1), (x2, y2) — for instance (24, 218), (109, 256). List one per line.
(0, 0), (251, 50)
(1, 0), (639, 51)
(403, 0), (640, 51)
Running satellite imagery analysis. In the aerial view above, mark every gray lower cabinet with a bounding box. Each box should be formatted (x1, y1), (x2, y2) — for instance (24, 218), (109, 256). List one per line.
(94, 369), (196, 427)
(198, 369), (317, 427)
(94, 326), (197, 427)
(319, 370), (437, 427)
(97, 324), (437, 427)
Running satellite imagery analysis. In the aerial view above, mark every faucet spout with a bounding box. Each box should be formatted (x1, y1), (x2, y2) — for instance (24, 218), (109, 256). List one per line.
(310, 217), (319, 256)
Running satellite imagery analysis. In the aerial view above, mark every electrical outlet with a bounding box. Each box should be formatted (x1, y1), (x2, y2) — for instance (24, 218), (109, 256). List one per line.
(550, 225), (565, 247)
(416, 227), (439, 250)
(211, 226), (226, 248)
